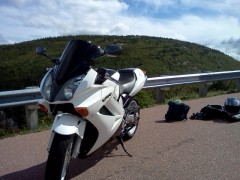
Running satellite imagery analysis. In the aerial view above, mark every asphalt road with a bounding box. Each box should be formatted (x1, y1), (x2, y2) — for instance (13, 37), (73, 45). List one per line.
(1, 93), (240, 180)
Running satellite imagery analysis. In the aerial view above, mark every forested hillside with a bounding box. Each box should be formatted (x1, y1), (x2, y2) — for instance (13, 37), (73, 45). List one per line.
(1, 35), (240, 91)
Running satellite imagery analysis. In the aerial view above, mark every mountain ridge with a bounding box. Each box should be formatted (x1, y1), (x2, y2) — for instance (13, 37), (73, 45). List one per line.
(0, 35), (240, 91)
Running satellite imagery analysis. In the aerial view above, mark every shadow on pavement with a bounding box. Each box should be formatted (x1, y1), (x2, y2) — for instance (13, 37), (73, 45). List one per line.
(1, 141), (121, 180)
(67, 140), (125, 179)
(154, 119), (238, 124)
(155, 119), (187, 123)
(1, 163), (46, 180)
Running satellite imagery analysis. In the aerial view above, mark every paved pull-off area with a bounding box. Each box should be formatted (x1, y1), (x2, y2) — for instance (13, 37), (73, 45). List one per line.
(1, 93), (240, 180)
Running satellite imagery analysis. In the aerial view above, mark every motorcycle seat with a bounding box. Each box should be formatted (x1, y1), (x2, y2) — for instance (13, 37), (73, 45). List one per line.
(118, 69), (137, 95)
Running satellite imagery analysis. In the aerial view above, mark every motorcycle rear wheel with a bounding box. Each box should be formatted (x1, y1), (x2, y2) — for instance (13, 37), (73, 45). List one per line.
(123, 99), (140, 140)
(45, 134), (74, 180)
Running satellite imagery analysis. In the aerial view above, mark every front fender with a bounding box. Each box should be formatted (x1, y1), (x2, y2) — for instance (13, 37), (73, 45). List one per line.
(52, 113), (86, 138)
(47, 113), (86, 157)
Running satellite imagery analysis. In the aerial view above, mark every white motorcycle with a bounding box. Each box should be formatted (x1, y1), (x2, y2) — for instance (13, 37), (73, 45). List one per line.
(36, 40), (147, 180)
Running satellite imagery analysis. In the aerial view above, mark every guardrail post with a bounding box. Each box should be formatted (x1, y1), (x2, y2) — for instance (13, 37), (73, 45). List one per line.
(156, 87), (170, 103)
(237, 79), (240, 92)
(199, 82), (213, 97)
(25, 104), (39, 129)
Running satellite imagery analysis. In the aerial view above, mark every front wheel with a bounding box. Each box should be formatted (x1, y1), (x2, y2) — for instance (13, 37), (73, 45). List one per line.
(45, 134), (74, 180)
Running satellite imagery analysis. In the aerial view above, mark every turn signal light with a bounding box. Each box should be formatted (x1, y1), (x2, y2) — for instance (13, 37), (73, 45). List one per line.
(75, 107), (89, 117)
(38, 104), (48, 113)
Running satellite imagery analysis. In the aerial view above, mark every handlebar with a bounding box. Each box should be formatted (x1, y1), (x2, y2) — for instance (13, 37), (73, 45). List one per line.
(96, 67), (120, 85)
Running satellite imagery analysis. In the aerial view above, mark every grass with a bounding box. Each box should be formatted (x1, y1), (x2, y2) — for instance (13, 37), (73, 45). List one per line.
(0, 112), (53, 139)
(0, 89), (238, 139)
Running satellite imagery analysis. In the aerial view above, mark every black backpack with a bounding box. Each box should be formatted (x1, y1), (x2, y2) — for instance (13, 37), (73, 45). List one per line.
(165, 100), (190, 122)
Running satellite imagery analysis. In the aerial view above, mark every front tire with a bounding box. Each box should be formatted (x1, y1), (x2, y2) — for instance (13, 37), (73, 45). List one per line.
(45, 134), (74, 180)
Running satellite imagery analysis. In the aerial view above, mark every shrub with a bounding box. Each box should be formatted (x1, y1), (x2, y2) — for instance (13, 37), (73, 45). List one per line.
(135, 89), (155, 108)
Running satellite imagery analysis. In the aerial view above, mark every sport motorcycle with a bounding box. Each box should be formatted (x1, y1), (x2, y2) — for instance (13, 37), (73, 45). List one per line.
(36, 40), (147, 180)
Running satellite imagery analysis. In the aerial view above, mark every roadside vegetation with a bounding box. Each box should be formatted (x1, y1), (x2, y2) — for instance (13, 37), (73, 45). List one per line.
(1, 35), (240, 138)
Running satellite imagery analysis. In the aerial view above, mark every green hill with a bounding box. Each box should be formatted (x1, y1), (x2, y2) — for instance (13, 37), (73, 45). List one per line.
(0, 35), (240, 91)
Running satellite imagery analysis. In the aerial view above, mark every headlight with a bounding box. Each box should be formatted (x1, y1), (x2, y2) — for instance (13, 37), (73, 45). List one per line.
(64, 85), (74, 100)
(56, 74), (86, 101)
(40, 70), (53, 100)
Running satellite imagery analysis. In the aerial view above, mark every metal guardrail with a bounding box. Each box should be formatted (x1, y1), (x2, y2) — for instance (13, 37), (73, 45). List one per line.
(0, 88), (42, 108)
(144, 70), (240, 88)
(0, 70), (240, 108)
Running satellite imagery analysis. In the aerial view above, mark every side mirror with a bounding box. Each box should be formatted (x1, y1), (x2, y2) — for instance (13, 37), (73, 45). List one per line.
(36, 46), (47, 56)
(104, 45), (122, 57)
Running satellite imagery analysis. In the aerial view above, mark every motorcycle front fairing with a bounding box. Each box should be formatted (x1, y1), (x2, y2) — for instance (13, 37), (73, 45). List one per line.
(45, 69), (124, 156)
(40, 40), (124, 157)
(71, 68), (124, 155)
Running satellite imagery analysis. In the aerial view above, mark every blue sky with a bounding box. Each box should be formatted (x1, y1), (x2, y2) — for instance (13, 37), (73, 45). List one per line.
(0, 0), (240, 60)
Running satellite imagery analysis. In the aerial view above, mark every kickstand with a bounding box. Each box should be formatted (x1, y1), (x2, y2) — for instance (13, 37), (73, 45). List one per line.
(117, 136), (133, 157)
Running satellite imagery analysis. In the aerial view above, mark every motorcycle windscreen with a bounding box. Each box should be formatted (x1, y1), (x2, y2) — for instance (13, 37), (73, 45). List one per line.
(55, 40), (101, 85)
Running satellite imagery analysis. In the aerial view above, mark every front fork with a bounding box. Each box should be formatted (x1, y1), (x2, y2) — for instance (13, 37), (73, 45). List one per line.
(47, 113), (87, 158)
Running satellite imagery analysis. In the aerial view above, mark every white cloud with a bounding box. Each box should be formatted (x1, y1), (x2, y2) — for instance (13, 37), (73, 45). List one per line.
(133, 0), (240, 13)
(0, 0), (129, 41)
(112, 14), (240, 60)
(23, 0), (129, 35)
(0, 33), (8, 44)
(134, 0), (175, 7)
(0, 0), (240, 60)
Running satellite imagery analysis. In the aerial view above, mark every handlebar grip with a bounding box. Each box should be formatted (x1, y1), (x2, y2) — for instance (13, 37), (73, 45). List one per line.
(97, 67), (107, 76)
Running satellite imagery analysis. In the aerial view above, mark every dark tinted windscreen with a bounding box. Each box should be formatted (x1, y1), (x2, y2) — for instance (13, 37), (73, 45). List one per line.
(55, 40), (99, 85)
